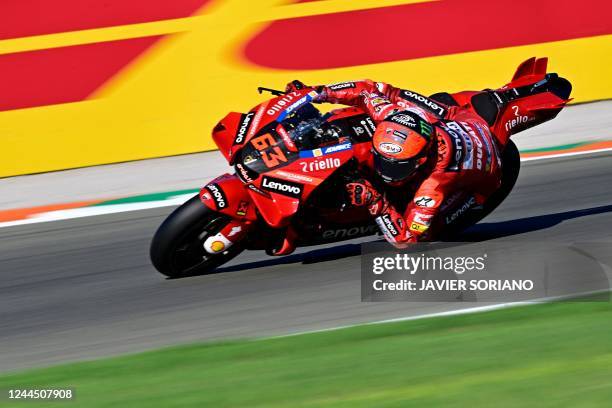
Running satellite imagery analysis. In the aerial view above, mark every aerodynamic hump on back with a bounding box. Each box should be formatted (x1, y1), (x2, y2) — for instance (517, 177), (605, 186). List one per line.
(465, 57), (572, 147)
(512, 57), (549, 81)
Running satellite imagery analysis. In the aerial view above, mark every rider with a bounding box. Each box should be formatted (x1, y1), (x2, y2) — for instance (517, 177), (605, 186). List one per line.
(283, 79), (503, 248)
(204, 78), (503, 255)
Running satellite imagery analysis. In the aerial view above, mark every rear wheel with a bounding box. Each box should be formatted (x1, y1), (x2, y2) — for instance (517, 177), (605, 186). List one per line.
(443, 140), (521, 236)
(150, 195), (245, 278)
(481, 139), (521, 217)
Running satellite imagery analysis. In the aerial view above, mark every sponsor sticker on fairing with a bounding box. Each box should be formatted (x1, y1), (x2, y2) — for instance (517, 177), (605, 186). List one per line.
(299, 142), (352, 158)
(324, 142), (352, 154)
(505, 105), (531, 132)
(248, 103), (267, 138)
(322, 224), (378, 239)
(236, 201), (249, 216)
(261, 176), (303, 198)
(205, 183), (228, 210)
(273, 170), (315, 183)
(299, 157), (341, 172)
(247, 183), (271, 197)
(235, 163), (258, 183)
(276, 91), (318, 121)
(233, 112), (255, 145)
(228, 226), (242, 237)
(266, 92), (299, 117)
(276, 125), (297, 151)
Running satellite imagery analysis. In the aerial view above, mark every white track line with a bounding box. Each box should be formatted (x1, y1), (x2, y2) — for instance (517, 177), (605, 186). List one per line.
(1, 148), (610, 229)
(0, 194), (195, 228)
(267, 289), (611, 339)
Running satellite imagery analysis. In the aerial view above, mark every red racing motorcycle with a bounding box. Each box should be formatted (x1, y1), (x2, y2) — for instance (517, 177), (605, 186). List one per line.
(151, 57), (571, 277)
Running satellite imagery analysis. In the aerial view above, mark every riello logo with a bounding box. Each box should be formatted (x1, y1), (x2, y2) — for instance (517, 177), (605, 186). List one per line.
(505, 106), (530, 132)
(299, 157), (340, 172)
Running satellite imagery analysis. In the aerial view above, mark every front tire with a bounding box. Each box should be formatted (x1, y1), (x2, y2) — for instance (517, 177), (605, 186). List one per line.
(150, 195), (244, 277)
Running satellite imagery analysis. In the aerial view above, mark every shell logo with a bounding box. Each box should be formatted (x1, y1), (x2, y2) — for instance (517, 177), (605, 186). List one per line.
(210, 240), (226, 253)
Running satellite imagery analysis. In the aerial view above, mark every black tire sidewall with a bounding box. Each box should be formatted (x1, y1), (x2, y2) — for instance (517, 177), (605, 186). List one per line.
(150, 195), (243, 277)
(441, 140), (521, 237)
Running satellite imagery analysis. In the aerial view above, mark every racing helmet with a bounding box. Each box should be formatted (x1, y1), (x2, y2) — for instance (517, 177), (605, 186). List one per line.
(372, 111), (434, 183)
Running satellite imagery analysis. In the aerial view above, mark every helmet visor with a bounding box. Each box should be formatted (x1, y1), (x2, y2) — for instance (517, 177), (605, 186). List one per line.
(373, 150), (422, 183)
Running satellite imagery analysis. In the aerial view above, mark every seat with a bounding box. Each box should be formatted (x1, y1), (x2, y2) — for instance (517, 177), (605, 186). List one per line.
(429, 92), (459, 107)
(470, 92), (499, 126)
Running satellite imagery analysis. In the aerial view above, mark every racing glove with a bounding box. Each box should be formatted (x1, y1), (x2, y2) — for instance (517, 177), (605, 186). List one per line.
(285, 80), (326, 102)
(346, 180), (382, 211)
(285, 80), (307, 93)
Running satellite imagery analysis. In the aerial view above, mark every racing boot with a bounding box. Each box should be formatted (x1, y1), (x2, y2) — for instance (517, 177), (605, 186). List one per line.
(203, 220), (250, 254)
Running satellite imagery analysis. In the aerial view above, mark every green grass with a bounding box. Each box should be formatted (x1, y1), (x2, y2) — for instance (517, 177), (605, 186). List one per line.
(2, 301), (612, 407)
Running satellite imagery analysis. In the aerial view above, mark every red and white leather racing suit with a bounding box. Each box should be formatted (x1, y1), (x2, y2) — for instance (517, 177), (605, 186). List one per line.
(319, 80), (503, 246)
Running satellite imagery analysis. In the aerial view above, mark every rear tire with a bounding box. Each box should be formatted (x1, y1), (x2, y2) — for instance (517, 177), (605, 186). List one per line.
(481, 139), (521, 217)
(150, 195), (244, 278)
(443, 140), (521, 236)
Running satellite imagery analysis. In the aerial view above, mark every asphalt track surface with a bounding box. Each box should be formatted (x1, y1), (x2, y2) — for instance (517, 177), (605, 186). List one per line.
(2, 151), (612, 373)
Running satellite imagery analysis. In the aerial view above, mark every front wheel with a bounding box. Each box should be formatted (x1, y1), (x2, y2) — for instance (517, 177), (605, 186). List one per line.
(150, 195), (245, 277)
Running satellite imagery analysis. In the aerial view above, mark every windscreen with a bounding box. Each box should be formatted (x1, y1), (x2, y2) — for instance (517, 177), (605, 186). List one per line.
(236, 102), (341, 176)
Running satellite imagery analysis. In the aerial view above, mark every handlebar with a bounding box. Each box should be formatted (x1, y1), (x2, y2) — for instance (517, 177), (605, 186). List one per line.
(257, 87), (285, 96)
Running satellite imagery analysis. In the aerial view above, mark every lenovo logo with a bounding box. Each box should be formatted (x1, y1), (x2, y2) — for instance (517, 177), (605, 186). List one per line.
(234, 112), (255, 145)
(261, 176), (303, 198)
(206, 184), (227, 209)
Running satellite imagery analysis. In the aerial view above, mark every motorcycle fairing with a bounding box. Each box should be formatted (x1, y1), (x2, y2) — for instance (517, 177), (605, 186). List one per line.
(447, 57), (571, 148)
(248, 141), (355, 227)
(223, 89), (373, 228)
(325, 107), (378, 143)
(199, 174), (258, 222)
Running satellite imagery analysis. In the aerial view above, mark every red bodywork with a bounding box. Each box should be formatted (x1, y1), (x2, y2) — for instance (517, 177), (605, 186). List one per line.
(451, 57), (570, 148)
(204, 88), (375, 233)
(200, 58), (571, 247)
